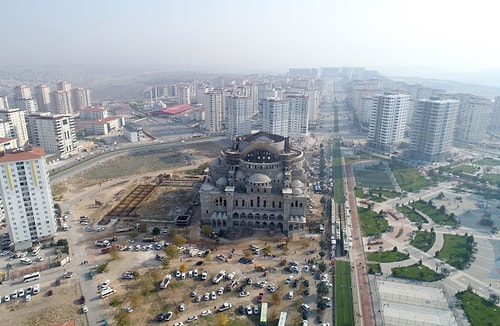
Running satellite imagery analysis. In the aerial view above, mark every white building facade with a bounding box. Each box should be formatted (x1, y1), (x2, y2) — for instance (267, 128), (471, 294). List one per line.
(226, 95), (252, 140)
(262, 98), (289, 137)
(26, 113), (76, 155)
(0, 147), (57, 250)
(410, 97), (459, 163)
(367, 92), (410, 152)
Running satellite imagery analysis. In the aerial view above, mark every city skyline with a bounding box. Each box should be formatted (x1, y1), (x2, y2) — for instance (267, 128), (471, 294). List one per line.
(1, 0), (499, 80)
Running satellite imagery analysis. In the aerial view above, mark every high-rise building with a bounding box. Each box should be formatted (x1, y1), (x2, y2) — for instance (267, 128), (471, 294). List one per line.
(26, 113), (76, 155)
(50, 90), (73, 114)
(367, 92), (410, 152)
(176, 85), (191, 105)
(57, 81), (72, 91)
(35, 85), (52, 112)
(203, 90), (223, 132)
(490, 97), (500, 132)
(70, 87), (91, 111)
(0, 146), (57, 250)
(0, 108), (29, 146)
(226, 95), (251, 140)
(262, 98), (289, 137)
(410, 97), (459, 163)
(0, 96), (8, 110)
(455, 96), (492, 144)
(287, 94), (309, 141)
(14, 85), (38, 114)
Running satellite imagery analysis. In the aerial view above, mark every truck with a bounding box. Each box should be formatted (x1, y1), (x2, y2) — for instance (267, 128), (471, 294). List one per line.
(211, 270), (226, 284)
(143, 237), (157, 243)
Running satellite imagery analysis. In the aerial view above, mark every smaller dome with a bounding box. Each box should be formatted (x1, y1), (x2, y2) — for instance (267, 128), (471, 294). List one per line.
(291, 180), (303, 188)
(274, 171), (284, 180)
(248, 173), (271, 184)
(216, 177), (228, 187)
(200, 183), (215, 191)
(236, 170), (245, 180)
(292, 188), (303, 195)
(209, 158), (221, 168)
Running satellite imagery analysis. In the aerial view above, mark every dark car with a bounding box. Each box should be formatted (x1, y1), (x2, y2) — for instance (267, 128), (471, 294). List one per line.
(80, 295), (86, 304)
(292, 279), (298, 288)
(195, 261), (204, 266)
(303, 279), (310, 287)
(156, 312), (164, 321)
(238, 305), (245, 315)
(304, 288), (310, 296)
(302, 310), (309, 320)
(317, 314), (323, 323)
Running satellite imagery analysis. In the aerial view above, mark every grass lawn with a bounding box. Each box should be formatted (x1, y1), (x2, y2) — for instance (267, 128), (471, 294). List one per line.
(335, 261), (355, 326)
(450, 164), (479, 174)
(366, 250), (409, 263)
(392, 263), (444, 282)
(410, 230), (436, 252)
(353, 169), (394, 190)
(358, 207), (389, 237)
(456, 290), (500, 325)
(482, 173), (500, 184)
(390, 164), (433, 192)
(411, 200), (456, 226)
(397, 206), (428, 223)
(474, 158), (500, 166)
(355, 189), (399, 202)
(436, 234), (474, 270)
(367, 263), (382, 275)
(333, 139), (345, 203)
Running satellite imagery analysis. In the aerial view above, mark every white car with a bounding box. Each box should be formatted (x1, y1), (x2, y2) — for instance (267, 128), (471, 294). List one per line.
(254, 305), (260, 314)
(18, 288), (25, 297)
(210, 290), (216, 300)
(246, 305), (253, 315)
(204, 292), (210, 301)
(200, 309), (211, 317)
(239, 291), (250, 297)
(179, 303), (185, 312)
(3, 295), (10, 302)
(286, 275), (294, 284)
(123, 306), (133, 313)
(25, 294), (31, 302)
(82, 305), (88, 313)
(217, 287), (224, 295)
(186, 315), (198, 323)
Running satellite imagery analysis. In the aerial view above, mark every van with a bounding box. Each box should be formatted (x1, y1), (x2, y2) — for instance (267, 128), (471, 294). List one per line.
(33, 284), (40, 294)
(20, 258), (33, 265)
(100, 287), (115, 298)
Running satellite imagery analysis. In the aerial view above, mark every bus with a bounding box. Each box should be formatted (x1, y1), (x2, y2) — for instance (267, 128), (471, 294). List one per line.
(259, 302), (268, 326)
(277, 311), (287, 326)
(23, 272), (41, 283)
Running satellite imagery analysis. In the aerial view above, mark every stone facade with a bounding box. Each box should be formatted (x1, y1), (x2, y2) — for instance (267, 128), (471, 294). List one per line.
(200, 131), (308, 235)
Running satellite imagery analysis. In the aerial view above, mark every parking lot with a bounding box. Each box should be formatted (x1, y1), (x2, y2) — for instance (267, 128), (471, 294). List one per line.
(87, 232), (332, 325)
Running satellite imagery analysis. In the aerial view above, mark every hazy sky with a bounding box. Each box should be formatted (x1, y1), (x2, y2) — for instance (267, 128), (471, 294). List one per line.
(2, 0), (499, 74)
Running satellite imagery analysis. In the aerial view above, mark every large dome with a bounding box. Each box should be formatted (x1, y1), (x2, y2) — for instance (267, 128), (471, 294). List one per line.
(216, 177), (228, 187)
(248, 173), (271, 184)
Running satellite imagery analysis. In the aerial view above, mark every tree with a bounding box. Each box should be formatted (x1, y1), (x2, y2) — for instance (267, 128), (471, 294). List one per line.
(164, 246), (179, 259)
(109, 246), (121, 261)
(271, 291), (282, 305)
(316, 281), (329, 297)
(138, 222), (147, 233)
(201, 225), (212, 236)
(172, 234), (187, 247)
(319, 251), (326, 259)
(150, 268), (163, 284)
(281, 245), (289, 255)
(217, 313), (228, 326)
(263, 245), (272, 256)
(243, 249), (252, 258)
(162, 258), (171, 269)
(152, 227), (161, 236)
(179, 263), (188, 273)
(318, 261), (327, 273)
(317, 298), (327, 311)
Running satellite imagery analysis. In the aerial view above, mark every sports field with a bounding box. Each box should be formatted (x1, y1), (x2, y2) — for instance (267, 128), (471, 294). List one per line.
(335, 260), (355, 326)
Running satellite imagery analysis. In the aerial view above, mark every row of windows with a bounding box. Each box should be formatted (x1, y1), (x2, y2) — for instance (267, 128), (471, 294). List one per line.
(214, 197), (303, 208)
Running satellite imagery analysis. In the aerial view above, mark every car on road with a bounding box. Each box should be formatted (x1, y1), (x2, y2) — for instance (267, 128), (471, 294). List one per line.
(186, 315), (198, 323)
(200, 309), (211, 317)
(239, 291), (250, 297)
